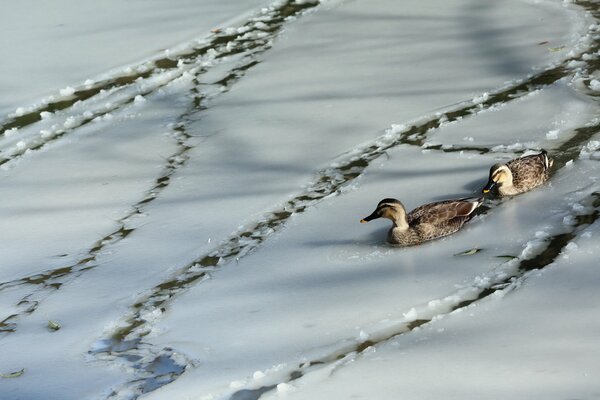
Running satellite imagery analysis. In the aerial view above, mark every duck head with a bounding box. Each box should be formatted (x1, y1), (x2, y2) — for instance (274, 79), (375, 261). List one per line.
(483, 164), (512, 193)
(360, 198), (407, 227)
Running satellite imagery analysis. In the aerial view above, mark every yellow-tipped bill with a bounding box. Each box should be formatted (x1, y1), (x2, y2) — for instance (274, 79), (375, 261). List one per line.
(360, 211), (380, 223)
(482, 180), (495, 194)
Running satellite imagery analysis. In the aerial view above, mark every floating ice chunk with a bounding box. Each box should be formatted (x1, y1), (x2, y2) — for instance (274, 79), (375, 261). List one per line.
(40, 130), (53, 139)
(565, 159), (574, 167)
(473, 92), (489, 104)
(390, 124), (406, 133)
(586, 140), (600, 151)
(565, 242), (578, 252)
(16, 140), (27, 150)
(521, 239), (546, 258)
(590, 79), (600, 91)
(140, 308), (162, 322)
(15, 107), (26, 116)
(134, 95), (147, 105)
(4, 128), (18, 137)
(230, 380), (245, 389)
(253, 371), (266, 380)
(254, 21), (269, 30)
(563, 215), (577, 226)
(474, 276), (490, 287)
(428, 299), (442, 309)
(567, 60), (585, 69)
(277, 383), (293, 393)
(463, 136), (474, 142)
(60, 86), (75, 96)
(572, 203), (587, 214)
(40, 111), (53, 120)
(64, 116), (79, 129)
(84, 79), (95, 87)
(580, 140), (600, 159)
(358, 330), (369, 341)
(535, 231), (549, 239)
(546, 130), (559, 140)
(403, 308), (418, 321)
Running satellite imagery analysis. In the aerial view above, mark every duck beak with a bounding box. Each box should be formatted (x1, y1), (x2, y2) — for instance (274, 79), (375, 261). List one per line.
(360, 211), (379, 223)
(482, 179), (495, 194)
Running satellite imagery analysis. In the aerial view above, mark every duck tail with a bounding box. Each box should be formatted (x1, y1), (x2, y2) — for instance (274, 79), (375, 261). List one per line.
(457, 197), (484, 216)
(540, 149), (552, 169)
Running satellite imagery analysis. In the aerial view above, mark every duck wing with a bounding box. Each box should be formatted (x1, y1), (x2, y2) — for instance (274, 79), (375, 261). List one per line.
(407, 198), (482, 226)
(507, 151), (552, 188)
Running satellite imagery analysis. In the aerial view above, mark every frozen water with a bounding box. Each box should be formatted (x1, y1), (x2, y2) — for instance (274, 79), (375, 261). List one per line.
(1, 0), (599, 399)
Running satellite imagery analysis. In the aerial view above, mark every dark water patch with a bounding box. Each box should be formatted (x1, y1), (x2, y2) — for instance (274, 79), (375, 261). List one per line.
(0, 70), (153, 135)
(0, 318), (17, 334)
(552, 122), (600, 167)
(154, 58), (179, 70)
(230, 386), (277, 400)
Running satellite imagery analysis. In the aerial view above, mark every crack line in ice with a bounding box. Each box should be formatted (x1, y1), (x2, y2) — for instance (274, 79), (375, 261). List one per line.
(0, 0), (321, 169)
(0, 0), (323, 337)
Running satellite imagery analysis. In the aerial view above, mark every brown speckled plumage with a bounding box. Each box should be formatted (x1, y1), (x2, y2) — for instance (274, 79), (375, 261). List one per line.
(484, 150), (553, 196)
(361, 197), (483, 246)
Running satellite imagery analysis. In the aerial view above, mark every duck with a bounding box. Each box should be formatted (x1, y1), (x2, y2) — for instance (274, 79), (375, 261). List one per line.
(483, 150), (553, 196)
(360, 197), (483, 246)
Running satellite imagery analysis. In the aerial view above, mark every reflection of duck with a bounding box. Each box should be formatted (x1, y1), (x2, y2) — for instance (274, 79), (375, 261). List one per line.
(483, 150), (553, 196)
(360, 197), (483, 246)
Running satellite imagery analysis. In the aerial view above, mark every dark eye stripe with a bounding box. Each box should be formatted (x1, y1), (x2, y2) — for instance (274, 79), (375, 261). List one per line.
(377, 203), (396, 210)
